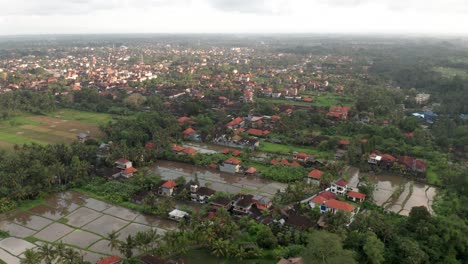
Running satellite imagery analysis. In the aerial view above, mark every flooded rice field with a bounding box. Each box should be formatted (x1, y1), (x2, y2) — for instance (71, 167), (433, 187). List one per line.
(153, 160), (287, 198)
(367, 173), (437, 216)
(0, 191), (177, 264)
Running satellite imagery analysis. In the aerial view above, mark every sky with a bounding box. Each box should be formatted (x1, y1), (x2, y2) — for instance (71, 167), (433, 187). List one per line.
(0, 0), (467, 35)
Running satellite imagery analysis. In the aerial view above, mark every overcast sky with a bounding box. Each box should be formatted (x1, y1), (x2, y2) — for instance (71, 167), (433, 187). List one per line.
(0, 0), (467, 35)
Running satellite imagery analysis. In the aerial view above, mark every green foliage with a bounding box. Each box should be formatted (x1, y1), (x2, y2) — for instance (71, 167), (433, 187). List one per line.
(302, 231), (357, 264)
(260, 165), (308, 183)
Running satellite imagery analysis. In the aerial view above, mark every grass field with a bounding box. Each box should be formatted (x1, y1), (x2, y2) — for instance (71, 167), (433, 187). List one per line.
(258, 93), (354, 108)
(0, 109), (112, 148)
(258, 141), (332, 159)
(432, 67), (468, 79)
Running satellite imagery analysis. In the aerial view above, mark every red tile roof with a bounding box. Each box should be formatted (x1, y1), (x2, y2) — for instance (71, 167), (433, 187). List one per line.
(122, 167), (137, 174)
(347, 191), (366, 200)
(172, 145), (185, 152)
(281, 159), (290, 165)
(295, 152), (308, 159)
(97, 256), (121, 264)
(220, 148), (230, 154)
(145, 142), (155, 149)
(325, 199), (355, 212)
(226, 117), (243, 127)
(291, 161), (301, 167)
(209, 163), (217, 168)
(183, 127), (197, 135)
(381, 154), (396, 162)
(225, 157), (241, 165)
(247, 128), (269, 136)
(245, 167), (257, 174)
(162, 180), (177, 189)
(270, 159), (279, 165)
(177, 116), (192, 123)
(231, 150), (241, 156)
(307, 169), (323, 179)
(335, 179), (348, 187)
(339, 139), (350, 145)
(182, 147), (197, 154)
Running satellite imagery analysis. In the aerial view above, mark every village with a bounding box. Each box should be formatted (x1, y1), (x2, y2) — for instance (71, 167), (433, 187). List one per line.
(0, 36), (464, 264)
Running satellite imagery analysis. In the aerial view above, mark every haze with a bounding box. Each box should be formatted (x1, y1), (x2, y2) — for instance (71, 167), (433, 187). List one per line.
(0, 0), (468, 35)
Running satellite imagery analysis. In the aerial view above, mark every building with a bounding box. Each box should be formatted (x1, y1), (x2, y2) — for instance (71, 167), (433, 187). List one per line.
(232, 194), (254, 214)
(415, 93), (430, 104)
(330, 179), (349, 195)
(346, 191), (366, 202)
(190, 184), (216, 203)
(97, 256), (122, 264)
(76, 132), (90, 143)
(326, 106), (350, 120)
(159, 180), (177, 196)
(277, 258), (304, 264)
(252, 195), (272, 210)
(307, 169), (323, 184)
(168, 209), (189, 222)
(210, 196), (232, 209)
(219, 157), (242, 173)
(115, 158), (133, 170)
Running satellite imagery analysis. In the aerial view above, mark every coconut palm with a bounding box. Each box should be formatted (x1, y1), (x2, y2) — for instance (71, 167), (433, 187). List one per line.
(38, 243), (57, 264)
(107, 230), (121, 252)
(62, 247), (83, 264)
(20, 249), (42, 264)
(119, 234), (136, 259)
(211, 239), (229, 258)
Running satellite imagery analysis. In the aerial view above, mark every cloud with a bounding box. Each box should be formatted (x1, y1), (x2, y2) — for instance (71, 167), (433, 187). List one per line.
(0, 0), (182, 16)
(205, 0), (291, 15)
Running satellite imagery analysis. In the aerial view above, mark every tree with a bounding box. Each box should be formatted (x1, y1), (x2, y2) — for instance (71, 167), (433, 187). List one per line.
(20, 249), (42, 264)
(107, 230), (121, 252)
(302, 231), (357, 264)
(38, 244), (56, 264)
(119, 235), (136, 259)
(124, 93), (146, 109)
(363, 232), (385, 264)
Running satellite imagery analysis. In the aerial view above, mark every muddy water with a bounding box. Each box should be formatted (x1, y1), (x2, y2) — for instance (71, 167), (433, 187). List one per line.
(367, 173), (436, 216)
(153, 160), (287, 197)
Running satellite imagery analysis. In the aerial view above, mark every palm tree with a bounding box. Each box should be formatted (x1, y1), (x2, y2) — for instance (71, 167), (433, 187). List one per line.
(20, 249), (42, 264)
(38, 244), (56, 264)
(63, 247), (83, 264)
(211, 239), (228, 258)
(107, 230), (121, 252)
(119, 235), (136, 259)
(55, 241), (66, 260)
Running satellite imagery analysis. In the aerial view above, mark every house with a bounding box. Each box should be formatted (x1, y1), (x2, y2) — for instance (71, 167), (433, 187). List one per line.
(398, 156), (427, 175)
(277, 258), (304, 264)
(219, 157), (242, 173)
(246, 128), (270, 137)
(326, 106), (350, 120)
(285, 213), (314, 230)
(190, 185), (216, 203)
(115, 158), (132, 170)
(346, 191), (366, 202)
(232, 194), (254, 214)
(182, 128), (200, 141)
(307, 169), (323, 184)
(330, 179), (349, 195)
(380, 154), (396, 168)
(245, 167), (257, 175)
(120, 167), (138, 178)
(415, 93), (430, 104)
(97, 143), (111, 159)
(177, 116), (194, 125)
(172, 144), (185, 154)
(293, 152), (309, 162)
(159, 180), (177, 196)
(252, 195), (272, 210)
(210, 196), (232, 209)
(320, 199), (356, 215)
(97, 256), (122, 264)
(168, 209), (189, 222)
(308, 191), (336, 209)
(182, 147), (197, 155)
(368, 153), (382, 165)
(76, 132), (90, 143)
(226, 117), (245, 130)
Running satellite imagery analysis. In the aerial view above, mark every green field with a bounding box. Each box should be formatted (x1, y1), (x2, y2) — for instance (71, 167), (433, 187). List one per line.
(258, 141), (332, 159)
(0, 109), (111, 148)
(258, 93), (354, 108)
(47, 109), (112, 124)
(432, 67), (468, 79)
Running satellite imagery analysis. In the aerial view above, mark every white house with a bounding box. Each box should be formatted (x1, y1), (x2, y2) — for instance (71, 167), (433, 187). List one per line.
(168, 209), (189, 222)
(330, 179), (349, 195)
